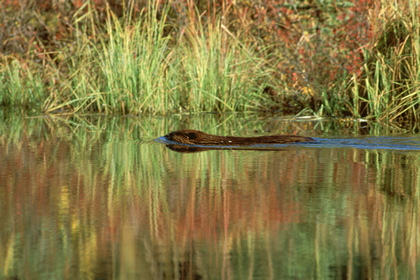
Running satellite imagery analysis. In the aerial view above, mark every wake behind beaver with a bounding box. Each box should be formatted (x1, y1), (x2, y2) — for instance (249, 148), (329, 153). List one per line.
(165, 129), (315, 146)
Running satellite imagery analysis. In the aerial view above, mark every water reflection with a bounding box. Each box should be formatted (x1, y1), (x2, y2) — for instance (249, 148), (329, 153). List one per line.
(0, 115), (419, 279)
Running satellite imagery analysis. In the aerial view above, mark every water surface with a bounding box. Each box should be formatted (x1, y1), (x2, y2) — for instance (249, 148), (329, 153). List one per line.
(0, 114), (419, 279)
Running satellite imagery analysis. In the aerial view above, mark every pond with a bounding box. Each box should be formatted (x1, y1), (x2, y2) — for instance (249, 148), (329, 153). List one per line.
(0, 113), (419, 280)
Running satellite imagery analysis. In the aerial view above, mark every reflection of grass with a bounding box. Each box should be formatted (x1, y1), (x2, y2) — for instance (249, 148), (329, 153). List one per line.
(0, 115), (420, 278)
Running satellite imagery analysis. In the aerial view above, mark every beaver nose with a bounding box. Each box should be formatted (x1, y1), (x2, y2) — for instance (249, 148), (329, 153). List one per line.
(165, 132), (174, 140)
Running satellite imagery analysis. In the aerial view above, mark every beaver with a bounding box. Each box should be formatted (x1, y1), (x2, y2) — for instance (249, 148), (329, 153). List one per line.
(165, 129), (315, 146)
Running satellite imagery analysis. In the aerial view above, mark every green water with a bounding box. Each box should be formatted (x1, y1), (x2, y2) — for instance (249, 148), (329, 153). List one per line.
(0, 113), (419, 280)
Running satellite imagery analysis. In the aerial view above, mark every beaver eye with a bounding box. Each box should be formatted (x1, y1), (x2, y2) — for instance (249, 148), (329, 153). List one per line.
(187, 133), (198, 139)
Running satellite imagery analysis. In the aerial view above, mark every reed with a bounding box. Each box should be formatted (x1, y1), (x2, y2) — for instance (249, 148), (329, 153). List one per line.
(41, 1), (271, 115)
(172, 12), (270, 113)
(44, 3), (171, 114)
(1, 60), (47, 109)
(348, 0), (419, 126)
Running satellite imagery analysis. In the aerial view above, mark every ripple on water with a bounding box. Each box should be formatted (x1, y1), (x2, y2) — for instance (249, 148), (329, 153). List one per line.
(313, 136), (420, 151)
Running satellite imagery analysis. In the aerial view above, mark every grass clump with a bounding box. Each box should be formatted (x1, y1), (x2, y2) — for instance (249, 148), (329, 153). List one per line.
(41, 2), (270, 115)
(59, 5), (171, 114)
(0, 59), (47, 109)
(348, 0), (419, 127)
(173, 18), (269, 112)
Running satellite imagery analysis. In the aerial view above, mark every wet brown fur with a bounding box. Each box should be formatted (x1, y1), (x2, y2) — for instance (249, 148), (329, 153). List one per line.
(165, 129), (315, 146)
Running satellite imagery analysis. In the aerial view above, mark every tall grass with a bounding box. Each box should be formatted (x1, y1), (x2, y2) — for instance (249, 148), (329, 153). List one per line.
(44, 3), (171, 114)
(0, 60), (47, 109)
(174, 18), (268, 112)
(348, 0), (419, 126)
(41, 2), (271, 115)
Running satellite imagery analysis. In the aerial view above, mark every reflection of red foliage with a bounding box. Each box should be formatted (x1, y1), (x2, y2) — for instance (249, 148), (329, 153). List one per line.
(111, 164), (306, 245)
(170, 187), (301, 241)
